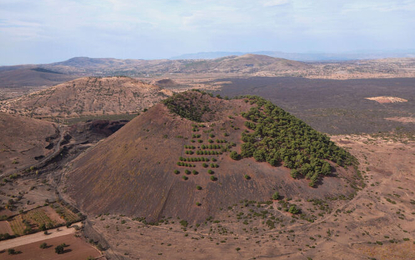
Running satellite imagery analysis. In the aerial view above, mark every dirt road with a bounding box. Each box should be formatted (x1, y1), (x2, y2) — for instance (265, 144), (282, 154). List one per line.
(0, 222), (82, 251)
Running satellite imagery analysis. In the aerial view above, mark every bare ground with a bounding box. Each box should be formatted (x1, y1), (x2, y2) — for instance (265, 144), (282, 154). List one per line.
(0, 232), (101, 260)
(84, 134), (415, 259)
(0, 221), (13, 234)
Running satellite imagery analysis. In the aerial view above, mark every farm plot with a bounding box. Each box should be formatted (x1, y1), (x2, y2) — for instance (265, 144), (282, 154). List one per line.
(7, 206), (70, 236)
(8, 215), (27, 236)
(51, 203), (81, 224)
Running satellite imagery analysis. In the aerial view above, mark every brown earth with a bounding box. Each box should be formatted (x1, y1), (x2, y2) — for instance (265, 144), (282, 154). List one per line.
(0, 233), (101, 260)
(62, 93), (358, 224)
(0, 76), (172, 120)
(0, 221), (13, 235)
(82, 134), (415, 260)
(0, 113), (58, 177)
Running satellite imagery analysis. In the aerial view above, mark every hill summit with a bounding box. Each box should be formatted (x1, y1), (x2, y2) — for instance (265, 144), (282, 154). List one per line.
(0, 76), (172, 120)
(64, 91), (359, 223)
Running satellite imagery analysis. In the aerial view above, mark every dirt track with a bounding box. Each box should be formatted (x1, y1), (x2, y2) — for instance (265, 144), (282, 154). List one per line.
(0, 222), (81, 251)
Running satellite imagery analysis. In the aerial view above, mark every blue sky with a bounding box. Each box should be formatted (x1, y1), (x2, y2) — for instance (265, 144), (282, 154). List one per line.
(0, 0), (414, 65)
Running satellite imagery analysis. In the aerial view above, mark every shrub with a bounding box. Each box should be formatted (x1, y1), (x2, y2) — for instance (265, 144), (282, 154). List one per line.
(174, 170), (180, 174)
(202, 163), (208, 168)
(180, 220), (188, 227)
(210, 176), (217, 181)
(192, 170), (198, 175)
(244, 174), (251, 180)
(39, 223), (46, 231)
(40, 243), (47, 249)
(196, 185), (202, 190)
(55, 244), (65, 254)
(230, 151), (240, 160)
(182, 176), (188, 181)
(272, 192), (280, 200)
(8, 248), (19, 255)
(288, 205), (300, 214)
(290, 169), (299, 179)
(196, 202), (201, 206)
(185, 169), (190, 175)
(208, 169), (214, 174)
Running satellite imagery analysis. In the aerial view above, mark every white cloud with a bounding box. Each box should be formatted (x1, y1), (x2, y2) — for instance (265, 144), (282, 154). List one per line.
(0, 0), (414, 64)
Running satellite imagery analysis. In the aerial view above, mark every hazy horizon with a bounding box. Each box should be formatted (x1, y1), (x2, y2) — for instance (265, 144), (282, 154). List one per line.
(1, 0), (414, 65)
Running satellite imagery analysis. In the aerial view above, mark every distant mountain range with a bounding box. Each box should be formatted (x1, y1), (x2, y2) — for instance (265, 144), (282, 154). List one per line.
(171, 50), (415, 61)
(1, 54), (415, 91)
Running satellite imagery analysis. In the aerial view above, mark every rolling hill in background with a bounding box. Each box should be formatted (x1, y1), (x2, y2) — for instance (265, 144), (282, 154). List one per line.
(171, 50), (415, 61)
(2, 54), (415, 98)
(0, 77), (172, 120)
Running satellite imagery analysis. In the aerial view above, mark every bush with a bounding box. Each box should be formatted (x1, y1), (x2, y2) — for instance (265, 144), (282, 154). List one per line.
(39, 223), (46, 231)
(288, 205), (300, 214)
(230, 151), (240, 160)
(196, 202), (201, 206)
(210, 176), (217, 181)
(208, 169), (214, 174)
(40, 242), (48, 249)
(244, 174), (251, 180)
(8, 248), (20, 255)
(196, 185), (202, 190)
(272, 192), (280, 200)
(182, 176), (188, 180)
(192, 170), (198, 175)
(174, 170), (180, 174)
(185, 169), (190, 175)
(290, 169), (299, 179)
(180, 220), (188, 227)
(55, 244), (65, 254)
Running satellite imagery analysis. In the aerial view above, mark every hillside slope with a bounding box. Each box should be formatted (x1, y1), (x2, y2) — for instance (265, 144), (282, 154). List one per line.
(63, 91), (360, 223)
(39, 55), (309, 76)
(0, 76), (172, 120)
(0, 113), (58, 176)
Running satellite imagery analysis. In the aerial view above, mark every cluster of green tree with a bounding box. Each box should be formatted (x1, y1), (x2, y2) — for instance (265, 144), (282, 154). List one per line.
(184, 145), (195, 149)
(163, 92), (213, 122)
(192, 134), (201, 138)
(185, 150), (194, 155)
(237, 96), (357, 187)
(196, 150), (222, 155)
(177, 162), (196, 167)
(179, 156), (211, 162)
(216, 139), (227, 143)
(210, 163), (219, 168)
(201, 144), (224, 150)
